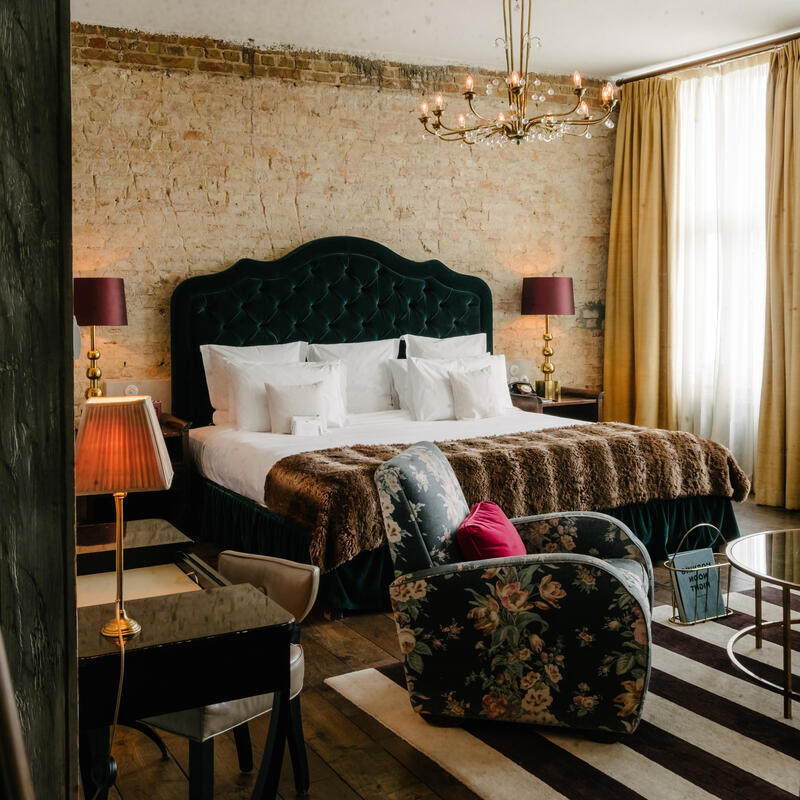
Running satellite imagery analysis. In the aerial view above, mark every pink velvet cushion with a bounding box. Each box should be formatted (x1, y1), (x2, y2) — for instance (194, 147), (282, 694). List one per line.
(456, 501), (526, 561)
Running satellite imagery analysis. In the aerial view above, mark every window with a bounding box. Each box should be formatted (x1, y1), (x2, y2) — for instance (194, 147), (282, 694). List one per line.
(672, 56), (769, 476)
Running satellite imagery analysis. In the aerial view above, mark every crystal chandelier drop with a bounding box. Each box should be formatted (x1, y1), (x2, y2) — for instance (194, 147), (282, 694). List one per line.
(418, 0), (618, 145)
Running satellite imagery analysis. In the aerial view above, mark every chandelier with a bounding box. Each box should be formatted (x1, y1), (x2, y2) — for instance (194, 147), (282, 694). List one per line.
(418, 0), (618, 145)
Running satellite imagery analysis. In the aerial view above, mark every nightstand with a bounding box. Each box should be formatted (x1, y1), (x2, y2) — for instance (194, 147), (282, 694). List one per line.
(511, 388), (603, 422)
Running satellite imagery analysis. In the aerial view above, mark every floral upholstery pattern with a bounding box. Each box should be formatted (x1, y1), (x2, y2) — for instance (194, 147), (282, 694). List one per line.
(390, 555), (650, 733)
(374, 443), (654, 734)
(512, 512), (654, 609)
(375, 441), (469, 577)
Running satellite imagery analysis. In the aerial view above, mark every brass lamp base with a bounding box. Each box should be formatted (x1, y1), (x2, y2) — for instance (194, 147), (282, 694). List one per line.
(535, 379), (561, 401)
(101, 609), (141, 640)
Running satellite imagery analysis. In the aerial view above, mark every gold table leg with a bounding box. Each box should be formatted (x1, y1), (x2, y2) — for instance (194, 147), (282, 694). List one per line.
(754, 578), (762, 648)
(783, 586), (792, 719)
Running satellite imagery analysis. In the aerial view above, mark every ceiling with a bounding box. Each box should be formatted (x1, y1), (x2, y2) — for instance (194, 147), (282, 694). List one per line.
(71, 0), (800, 80)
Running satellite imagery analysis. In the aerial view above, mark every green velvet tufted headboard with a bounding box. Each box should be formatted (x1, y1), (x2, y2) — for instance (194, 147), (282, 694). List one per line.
(171, 236), (493, 426)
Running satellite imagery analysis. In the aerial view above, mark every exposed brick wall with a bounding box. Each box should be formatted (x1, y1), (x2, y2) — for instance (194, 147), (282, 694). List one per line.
(72, 23), (615, 415)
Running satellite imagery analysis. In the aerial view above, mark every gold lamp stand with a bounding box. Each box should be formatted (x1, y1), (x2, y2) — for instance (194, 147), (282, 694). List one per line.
(534, 314), (560, 401)
(85, 324), (103, 399)
(101, 491), (141, 640)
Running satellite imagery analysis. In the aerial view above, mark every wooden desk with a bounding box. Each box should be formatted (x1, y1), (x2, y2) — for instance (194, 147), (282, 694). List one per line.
(78, 550), (294, 799)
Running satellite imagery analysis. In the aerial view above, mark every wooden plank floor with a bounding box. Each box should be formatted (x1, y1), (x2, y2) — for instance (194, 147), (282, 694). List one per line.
(93, 499), (799, 799)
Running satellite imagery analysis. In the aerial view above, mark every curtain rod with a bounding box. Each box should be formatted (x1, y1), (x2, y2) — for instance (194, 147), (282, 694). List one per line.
(615, 31), (799, 86)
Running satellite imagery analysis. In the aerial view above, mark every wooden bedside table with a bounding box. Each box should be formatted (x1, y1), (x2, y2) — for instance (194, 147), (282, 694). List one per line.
(511, 388), (603, 422)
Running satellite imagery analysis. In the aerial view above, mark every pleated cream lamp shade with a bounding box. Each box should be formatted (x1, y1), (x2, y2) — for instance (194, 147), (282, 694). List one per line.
(75, 396), (173, 639)
(75, 396), (173, 496)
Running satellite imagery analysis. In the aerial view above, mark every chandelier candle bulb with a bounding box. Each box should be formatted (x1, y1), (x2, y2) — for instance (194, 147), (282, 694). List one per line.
(579, 100), (589, 117)
(420, 101), (428, 116)
(465, 75), (474, 92)
(458, 114), (466, 128)
(435, 94), (444, 109)
(572, 71), (582, 88)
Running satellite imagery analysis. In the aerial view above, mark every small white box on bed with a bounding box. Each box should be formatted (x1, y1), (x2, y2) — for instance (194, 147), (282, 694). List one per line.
(291, 415), (325, 436)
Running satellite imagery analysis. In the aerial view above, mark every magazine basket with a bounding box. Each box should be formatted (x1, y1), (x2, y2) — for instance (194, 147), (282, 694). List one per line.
(664, 523), (733, 626)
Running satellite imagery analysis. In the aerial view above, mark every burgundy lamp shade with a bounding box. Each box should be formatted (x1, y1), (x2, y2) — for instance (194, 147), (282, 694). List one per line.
(73, 277), (128, 326)
(521, 277), (575, 316)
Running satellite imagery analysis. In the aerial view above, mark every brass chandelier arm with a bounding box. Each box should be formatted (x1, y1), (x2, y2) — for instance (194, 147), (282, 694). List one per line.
(466, 94), (495, 124)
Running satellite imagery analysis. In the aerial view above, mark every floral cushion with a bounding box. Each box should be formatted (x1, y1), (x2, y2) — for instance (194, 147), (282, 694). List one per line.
(390, 554), (651, 733)
(375, 442), (470, 577)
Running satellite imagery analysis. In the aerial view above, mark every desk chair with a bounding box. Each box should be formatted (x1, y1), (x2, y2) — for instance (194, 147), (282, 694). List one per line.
(142, 553), (319, 799)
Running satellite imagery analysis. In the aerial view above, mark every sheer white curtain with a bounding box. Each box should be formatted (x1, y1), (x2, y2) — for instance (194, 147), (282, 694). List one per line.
(672, 55), (769, 477)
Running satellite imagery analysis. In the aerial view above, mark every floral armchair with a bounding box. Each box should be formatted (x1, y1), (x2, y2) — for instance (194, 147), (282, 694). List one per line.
(374, 441), (653, 735)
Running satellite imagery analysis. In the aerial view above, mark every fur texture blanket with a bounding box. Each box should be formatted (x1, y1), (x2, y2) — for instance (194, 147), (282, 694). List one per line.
(263, 422), (750, 572)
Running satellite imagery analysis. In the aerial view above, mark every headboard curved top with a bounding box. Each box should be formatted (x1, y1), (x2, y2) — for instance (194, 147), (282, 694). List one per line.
(171, 236), (493, 426)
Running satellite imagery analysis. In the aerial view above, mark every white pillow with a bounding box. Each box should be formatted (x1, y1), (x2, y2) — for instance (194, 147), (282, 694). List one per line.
(387, 360), (411, 410)
(450, 366), (502, 420)
(212, 410), (230, 426)
(265, 380), (327, 435)
(407, 354), (511, 421)
(404, 333), (487, 359)
(307, 338), (400, 413)
(227, 360), (346, 431)
(201, 341), (308, 413)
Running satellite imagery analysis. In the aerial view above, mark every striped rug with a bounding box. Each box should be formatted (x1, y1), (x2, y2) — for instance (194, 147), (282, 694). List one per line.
(326, 590), (800, 800)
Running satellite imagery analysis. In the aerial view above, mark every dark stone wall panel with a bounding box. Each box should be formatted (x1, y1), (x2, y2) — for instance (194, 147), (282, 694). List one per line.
(0, 0), (76, 796)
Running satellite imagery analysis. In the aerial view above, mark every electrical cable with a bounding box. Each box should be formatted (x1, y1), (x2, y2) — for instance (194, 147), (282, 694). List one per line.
(89, 603), (126, 800)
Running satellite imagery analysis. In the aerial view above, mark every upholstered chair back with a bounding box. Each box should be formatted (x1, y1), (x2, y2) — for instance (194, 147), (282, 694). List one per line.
(374, 441), (469, 577)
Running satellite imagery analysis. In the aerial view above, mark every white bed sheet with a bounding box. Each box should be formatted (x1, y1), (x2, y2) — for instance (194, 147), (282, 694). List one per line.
(189, 409), (587, 506)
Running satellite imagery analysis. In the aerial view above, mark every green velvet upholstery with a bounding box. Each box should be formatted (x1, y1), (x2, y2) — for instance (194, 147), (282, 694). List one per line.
(171, 237), (493, 426)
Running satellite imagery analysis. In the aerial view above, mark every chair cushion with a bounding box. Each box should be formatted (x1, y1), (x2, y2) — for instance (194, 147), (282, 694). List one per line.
(456, 502), (526, 560)
(375, 442), (469, 575)
(143, 643), (304, 742)
(607, 558), (649, 598)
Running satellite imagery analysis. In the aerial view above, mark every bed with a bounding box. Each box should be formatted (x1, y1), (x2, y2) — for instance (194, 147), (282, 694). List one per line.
(171, 236), (744, 611)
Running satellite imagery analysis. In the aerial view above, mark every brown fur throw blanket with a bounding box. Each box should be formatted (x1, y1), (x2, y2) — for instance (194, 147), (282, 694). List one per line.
(263, 422), (750, 572)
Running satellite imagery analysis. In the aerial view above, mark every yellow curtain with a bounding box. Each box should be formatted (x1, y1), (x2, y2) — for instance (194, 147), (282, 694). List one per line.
(603, 78), (679, 429)
(755, 40), (800, 510)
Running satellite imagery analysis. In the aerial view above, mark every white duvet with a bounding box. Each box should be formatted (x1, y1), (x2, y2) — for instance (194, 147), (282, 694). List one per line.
(189, 408), (587, 506)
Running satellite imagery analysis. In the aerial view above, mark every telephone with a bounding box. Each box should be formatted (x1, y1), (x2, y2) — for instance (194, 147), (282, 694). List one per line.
(509, 381), (535, 396)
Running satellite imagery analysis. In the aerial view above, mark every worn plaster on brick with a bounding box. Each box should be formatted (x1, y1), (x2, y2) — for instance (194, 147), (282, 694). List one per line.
(71, 24), (615, 415)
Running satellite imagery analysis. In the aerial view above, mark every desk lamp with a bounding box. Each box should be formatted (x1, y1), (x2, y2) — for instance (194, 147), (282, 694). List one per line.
(73, 277), (128, 398)
(521, 276), (575, 400)
(75, 397), (173, 639)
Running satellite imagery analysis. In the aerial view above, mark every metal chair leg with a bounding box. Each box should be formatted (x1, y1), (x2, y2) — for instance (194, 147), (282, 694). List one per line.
(233, 722), (254, 772)
(188, 738), (214, 800)
(125, 721), (169, 760)
(287, 695), (310, 795)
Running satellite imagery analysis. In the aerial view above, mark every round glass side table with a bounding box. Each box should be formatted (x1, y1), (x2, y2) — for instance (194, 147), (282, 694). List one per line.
(725, 529), (800, 718)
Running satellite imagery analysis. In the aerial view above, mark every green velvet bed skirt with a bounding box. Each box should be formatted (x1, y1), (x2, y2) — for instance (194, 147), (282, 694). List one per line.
(191, 477), (740, 612)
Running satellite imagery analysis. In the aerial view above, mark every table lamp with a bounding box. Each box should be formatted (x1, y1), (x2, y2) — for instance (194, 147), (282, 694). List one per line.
(75, 397), (174, 639)
(73, 277), (128, 399)
(521, 276), (575, 401)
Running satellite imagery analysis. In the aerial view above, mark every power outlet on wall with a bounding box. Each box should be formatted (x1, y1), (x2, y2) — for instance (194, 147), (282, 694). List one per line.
(103, 379), (172, 413)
